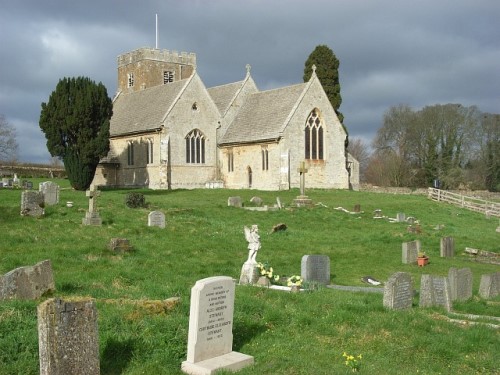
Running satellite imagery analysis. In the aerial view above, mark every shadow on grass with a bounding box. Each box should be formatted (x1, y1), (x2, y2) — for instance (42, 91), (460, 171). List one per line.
(232, 321), (267, 351)
(101, 338), (136, 375)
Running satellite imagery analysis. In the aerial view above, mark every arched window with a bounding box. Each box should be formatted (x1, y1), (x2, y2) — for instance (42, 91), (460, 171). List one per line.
(304, 109), (324, 160)
(185, 129), (206, 164)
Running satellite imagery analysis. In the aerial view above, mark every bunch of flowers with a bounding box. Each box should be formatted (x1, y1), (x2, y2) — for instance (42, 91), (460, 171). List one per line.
(256, 262), (280, 282)
(287, 275), (303, 287)
(342, 352), (362, 372)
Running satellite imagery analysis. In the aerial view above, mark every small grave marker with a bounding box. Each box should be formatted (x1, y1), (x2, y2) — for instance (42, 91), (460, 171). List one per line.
(397, 212), (406, 222)
(373, 209), (383, 218)
(419, 275), (452, 311)
(227, 196), (242, 208)
(440, 236), (455, 257)
(38, 298), (100, 375)
(148, 210), (166, 228)
(181, 276), (253, 374)
(383, 272), (414, 310)
(301, 255), (330, 285)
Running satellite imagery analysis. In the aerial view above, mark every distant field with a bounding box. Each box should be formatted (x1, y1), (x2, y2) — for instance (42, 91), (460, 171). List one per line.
(0, 181), (498, 374)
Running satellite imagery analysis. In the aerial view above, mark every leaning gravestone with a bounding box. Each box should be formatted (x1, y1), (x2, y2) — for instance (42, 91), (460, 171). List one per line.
(479, 272), (500, 299)
(39, 181), (60, 206)
(0, 260), (55, 300)
(148, 210), (166, 228)
(38, 298), (100, 375)
(181, 276), (254, 375)
(402, 240), (420, 264)
(301, 255), (330, 285)
(419, 275), (452, 311)
(20, 191), (45, 217)
(227, 196), (242, 208)
(383, 272), (413, 310)
(440, 236), (455, 257)
(448, 267), (472, 301)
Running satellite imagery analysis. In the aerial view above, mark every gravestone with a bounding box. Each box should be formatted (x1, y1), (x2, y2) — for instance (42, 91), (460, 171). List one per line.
(353, 204), (361, 213)
(148, 210), (166, 228)
(0, 260), (55, 300)
(406, 216), (416, 225)
(82, 185), (102, 226)
(383, 272), (413, 310)
(250, 196), (263, 206)
(108, 238), (133, 253)
(479, 272), (500, 299)
(301, 255), (330, 285)
(181, 276), (253, 375)
(373, 209), (383, 218)
(39, 181), (60, 205)
(20, 191), (44, 217)
(419, 275), (452, 311)
(397, 212), (406, 222)
(448, 267), (472, 301)
(293, 161), (313, 207)
(402, 240), (421, 264)
(440, 236), (455, 257)
(227, 196), (242, 208)
(38, 298), (100, 375)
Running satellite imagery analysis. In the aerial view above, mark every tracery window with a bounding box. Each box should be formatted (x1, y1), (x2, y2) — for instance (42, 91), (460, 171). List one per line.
(185, 129), (206, 164)
(127, 73), (134, 88)
(304, 109), (324, 160)
(163, 71), (174, 84)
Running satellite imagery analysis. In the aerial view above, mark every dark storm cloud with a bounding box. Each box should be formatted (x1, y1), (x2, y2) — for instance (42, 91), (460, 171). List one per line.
(1, 0), (498, 162)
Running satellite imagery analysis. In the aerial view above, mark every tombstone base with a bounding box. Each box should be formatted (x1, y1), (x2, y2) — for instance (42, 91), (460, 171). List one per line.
(239, 262), (259, 285)
(293, 195), (313, 207)
(181, 351), (254, 375)
(82, 212), (102, 226)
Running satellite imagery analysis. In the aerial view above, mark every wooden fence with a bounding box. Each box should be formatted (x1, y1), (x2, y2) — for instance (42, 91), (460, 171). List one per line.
(428, 188), (500, 218)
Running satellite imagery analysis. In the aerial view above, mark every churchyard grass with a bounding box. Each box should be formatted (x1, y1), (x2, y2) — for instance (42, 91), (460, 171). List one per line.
(0, 182), (499, 374)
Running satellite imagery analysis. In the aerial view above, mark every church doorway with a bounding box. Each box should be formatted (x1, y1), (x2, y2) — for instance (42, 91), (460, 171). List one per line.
(247, 166), (252, 188)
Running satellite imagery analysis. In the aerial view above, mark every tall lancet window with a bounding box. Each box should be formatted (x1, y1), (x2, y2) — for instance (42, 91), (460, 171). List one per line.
(185, 129), (206, 164)
(304, 109), (324, 160)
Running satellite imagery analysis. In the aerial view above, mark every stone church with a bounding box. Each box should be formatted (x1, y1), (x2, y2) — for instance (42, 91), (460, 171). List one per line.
(92, 47), (359, 191)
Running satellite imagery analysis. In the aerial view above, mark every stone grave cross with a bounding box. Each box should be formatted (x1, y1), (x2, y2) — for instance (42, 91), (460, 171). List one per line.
(87, 185), (100, 213)
(297, 161), (308, 196)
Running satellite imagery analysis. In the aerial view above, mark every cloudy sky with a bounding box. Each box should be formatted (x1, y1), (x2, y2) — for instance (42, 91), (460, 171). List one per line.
(1, 0), (499, 163)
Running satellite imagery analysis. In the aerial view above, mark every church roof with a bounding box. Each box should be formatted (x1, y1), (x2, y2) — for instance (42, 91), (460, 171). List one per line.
(220, 82), (307, 145)
(110, 79), (189, 136)
(207, 81), (245, 115)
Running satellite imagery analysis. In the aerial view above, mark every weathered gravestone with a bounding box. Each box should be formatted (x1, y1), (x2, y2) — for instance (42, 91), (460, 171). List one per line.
(20, 190), (44, 217)
(353, 204), (361, 213)
(250, 196), (263, 206)
(227, 196), (242, 208)
(181, 276), (254, 375)
(0, 260), (55, 300)
(397, 212), (406, 222)
(448, 267), (473, 301)
(148, 210), (166, 228)
(479, 272), (500, 299)
(440, 236), (455, 257)
(108, 238), (133, 253)
(38, 298), (100, 375)
(373, 209), (383, 218)
(402, 240), (421, 264)
(39, 181), (60, 206)
(301, 255), (330, 285)
(82, 185), (102, 226)
(383, 272), (414, 310)
(419, 275), (452, 311)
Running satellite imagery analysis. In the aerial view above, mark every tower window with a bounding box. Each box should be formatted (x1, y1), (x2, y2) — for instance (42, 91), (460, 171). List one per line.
(163, 71), (174, 84)
(127, 73), (134, 88)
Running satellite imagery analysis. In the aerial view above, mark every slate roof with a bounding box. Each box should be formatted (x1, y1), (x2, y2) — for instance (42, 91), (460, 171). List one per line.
(220, 82), (307, 145)
(110, 78), (190, 136)
(207, 81), (245, 116)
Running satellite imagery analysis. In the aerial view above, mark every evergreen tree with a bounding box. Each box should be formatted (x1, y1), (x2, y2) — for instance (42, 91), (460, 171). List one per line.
(304, 45), (344, 124)
(39, 77), (112, 190)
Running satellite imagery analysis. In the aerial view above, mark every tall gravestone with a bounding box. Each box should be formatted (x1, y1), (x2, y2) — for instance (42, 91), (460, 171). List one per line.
(479, 272), (500, 299)
(301, 255), (330, 285)
(181, 276), (253, 375)
(20, 191), (45, 217)
(39, 181), (60, 206)
(0, 260), (55, 300)
(38, 298), (100, 375)
(448, 267), (473, 301)
(82, 186), (102, 226)
(148, 210), (166, 228)
(419, 275), (452, 311)
(402, 240), (420, 264)
(440, 236), (455, 257)
(383, 272), (413, 310)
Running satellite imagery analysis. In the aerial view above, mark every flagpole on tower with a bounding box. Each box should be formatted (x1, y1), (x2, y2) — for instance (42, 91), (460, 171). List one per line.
(155, 14), (159, 49)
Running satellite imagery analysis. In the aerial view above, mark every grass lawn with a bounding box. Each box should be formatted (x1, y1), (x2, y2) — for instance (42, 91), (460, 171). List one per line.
(0, 180), (499, 374)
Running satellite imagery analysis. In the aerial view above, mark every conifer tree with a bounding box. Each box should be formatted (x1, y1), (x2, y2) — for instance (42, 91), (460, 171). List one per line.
(304, 45), (344, 124)
(39, 77), (112, 190)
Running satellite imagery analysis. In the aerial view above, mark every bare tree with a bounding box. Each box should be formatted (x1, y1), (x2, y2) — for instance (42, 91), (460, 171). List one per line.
(348, 137), (371, 182)
(0, 114), (18, 162)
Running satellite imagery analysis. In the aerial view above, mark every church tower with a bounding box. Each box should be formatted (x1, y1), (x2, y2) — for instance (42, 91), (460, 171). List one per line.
(116, 47), (196, 93)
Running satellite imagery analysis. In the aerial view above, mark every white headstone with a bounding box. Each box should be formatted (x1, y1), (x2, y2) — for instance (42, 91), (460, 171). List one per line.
(148, 211), (166, 228)
(39, 181), (60, 206)
(181, 276), (253, 375)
